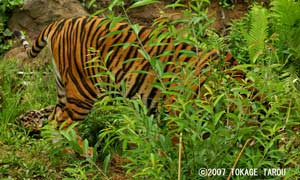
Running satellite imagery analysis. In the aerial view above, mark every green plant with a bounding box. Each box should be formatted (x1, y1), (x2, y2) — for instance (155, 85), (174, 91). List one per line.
(219, 0), (235, 8)
(0, 0), (23, 14)
(0, 58), (91, 179)
(0, 59), (55, 131)
(270, 0), (300, 76)
(0, 60), (24, 129)
(64, 161), (107, 180)
(245, 5), (268, 63)
(0, 0), (23, 56)
(0, 22), (13, 55)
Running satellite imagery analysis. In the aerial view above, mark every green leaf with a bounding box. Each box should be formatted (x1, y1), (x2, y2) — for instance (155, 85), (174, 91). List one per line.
(87, 0), (96, 9)
(138, 48), (151, 61)
(83, 139), (89, 156)
(127, 0), (158, 10)
(213, 93), (225, 107)
(225, 113), (239, 122)
(103, 153), (111, 174)
(3, 28), (12, 36)
(213, 111), (225, 126)
(245, 5), (268, 63)
(108, 0), (124, 11)
(131, 24), (141, 35)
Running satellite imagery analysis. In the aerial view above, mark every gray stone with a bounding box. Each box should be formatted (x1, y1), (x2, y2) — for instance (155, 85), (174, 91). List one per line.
(8, 0), (89, 39)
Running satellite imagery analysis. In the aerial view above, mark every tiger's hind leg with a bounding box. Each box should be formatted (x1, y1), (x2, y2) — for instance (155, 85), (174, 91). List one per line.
(48, 73), (68, 126)
(61, 79), (97, 157)
(48, 101), (95, 157)
(49, 73), (98, 157)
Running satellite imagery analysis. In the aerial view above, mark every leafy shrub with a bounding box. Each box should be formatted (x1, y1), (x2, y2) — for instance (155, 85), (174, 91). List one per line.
(245, 5), (268, 63)
(228, 1), (300, 73)
(0, 0), (23, 56)
(270, 0), (300, 76)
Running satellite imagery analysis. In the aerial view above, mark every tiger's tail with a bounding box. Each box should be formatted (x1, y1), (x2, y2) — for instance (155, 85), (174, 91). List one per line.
(14, 30), (47, 58)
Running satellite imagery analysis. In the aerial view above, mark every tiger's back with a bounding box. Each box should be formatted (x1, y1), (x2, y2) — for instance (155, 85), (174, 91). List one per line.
(15, 16), (232, 127)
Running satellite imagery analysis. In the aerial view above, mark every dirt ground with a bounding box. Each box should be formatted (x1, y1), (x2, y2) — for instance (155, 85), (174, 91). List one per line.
(107, 0), (270, 32)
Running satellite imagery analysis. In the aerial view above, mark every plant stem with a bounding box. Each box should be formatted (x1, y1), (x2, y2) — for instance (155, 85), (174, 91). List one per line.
(178, 132), (183, 180)
(227, 138), (251, 180)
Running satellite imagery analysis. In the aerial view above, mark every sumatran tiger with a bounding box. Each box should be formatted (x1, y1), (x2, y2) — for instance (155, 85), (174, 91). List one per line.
(14, 16), (238, 155)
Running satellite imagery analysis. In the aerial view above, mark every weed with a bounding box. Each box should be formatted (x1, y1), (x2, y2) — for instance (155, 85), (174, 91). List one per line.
(0, 0), (23, 56)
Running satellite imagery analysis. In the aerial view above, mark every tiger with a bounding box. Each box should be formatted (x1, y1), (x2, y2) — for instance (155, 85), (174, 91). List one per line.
(14, 16), (238, 153)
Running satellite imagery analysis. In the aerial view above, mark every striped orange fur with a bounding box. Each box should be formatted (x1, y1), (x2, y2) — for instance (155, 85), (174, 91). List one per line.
(15, 16), (236, 128)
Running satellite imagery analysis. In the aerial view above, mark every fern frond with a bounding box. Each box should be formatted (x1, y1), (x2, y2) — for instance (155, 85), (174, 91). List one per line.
(271, 0), (300, 75)
(270, 0), (300, 55)
(245, 5), (268, 63)
(271, 0), (300, 28)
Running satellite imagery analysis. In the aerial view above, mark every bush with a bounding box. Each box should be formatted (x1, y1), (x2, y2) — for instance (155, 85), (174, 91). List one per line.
(0, 0), (23, 56)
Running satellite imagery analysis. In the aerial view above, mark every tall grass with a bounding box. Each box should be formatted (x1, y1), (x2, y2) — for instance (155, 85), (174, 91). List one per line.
(0, 58), (55, 140)
(0, 58), (107, 179)
(0, 60), (23, 128)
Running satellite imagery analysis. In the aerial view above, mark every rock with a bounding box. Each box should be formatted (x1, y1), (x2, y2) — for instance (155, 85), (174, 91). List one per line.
(8, 0), (89, 39)
(6, 0), (89, 61)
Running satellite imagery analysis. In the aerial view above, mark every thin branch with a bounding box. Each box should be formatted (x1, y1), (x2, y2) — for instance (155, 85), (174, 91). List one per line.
(227, 138), (251, 180)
